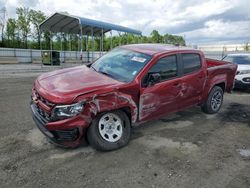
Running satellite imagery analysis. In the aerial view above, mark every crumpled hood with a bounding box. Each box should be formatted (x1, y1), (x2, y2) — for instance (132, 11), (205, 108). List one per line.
(35, 65), (123, 104)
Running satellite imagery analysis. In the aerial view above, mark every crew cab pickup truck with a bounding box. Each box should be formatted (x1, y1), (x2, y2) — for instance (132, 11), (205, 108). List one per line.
(31, 44), (237, 151)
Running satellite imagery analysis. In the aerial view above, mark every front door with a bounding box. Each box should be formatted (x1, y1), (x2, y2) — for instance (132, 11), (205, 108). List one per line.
(139, 54), (182, 122)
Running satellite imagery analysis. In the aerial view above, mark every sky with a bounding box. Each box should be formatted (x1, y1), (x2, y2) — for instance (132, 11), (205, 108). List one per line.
(1, 0), (250, 44)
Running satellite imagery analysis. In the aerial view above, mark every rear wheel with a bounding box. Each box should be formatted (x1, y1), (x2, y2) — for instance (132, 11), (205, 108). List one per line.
(87, 110), (131, 151)
(202, 86), (224, 114)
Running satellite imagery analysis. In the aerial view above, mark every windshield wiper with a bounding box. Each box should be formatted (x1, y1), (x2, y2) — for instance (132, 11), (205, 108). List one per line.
(90, 65), (116, 79)
(98, 70), (115, 79)
(90, 65), (97, 72)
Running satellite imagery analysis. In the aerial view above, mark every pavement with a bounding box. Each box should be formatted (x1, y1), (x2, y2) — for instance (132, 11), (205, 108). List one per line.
(0, 64), (250, 188)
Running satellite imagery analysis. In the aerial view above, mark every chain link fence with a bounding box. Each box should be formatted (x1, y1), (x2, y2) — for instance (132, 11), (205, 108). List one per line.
(203, 51), (250, 60)
(0, 47), (249, 65)
(0, 47), (104, 64)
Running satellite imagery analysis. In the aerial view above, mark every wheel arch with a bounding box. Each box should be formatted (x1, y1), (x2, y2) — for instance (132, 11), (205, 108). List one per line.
(214, 82), (226, 92)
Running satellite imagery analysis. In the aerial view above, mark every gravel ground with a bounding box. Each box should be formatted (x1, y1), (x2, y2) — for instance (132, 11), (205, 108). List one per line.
(0, 65), (250, 188)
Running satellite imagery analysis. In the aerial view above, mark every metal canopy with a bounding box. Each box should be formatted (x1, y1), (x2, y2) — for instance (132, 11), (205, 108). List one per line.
(39, 12), (142, 36)
(39, 12), (142, 64)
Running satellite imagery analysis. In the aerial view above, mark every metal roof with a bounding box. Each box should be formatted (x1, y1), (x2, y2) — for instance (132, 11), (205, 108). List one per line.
(39, 12), (142, 36)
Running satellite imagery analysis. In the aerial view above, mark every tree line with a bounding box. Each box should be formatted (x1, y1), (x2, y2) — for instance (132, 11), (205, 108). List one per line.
(0, 7), (186, 51)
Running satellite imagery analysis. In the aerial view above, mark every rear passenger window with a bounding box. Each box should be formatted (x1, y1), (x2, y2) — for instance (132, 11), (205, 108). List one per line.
(182, 53), (201, 74)
(148, 55), (177, 81)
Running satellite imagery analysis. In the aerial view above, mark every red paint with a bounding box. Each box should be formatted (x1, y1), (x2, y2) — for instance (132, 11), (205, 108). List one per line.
(31, 44), (237, 147)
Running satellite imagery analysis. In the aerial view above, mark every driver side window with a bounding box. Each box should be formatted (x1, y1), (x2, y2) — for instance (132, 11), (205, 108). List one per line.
(148, 55), (177, 81)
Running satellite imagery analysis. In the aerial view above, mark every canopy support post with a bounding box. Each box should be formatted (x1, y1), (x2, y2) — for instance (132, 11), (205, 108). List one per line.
(118, 32), (121, 46)
(39, 30), (42, 68)
(50, 32), (53, 66)
(91, 27), (94, 62)
(101, 28), (104, 55)
(86, 35), (89, 62)
(126, 33), (128, 44)
(68, 34), (71, 51)
(110, 31), (113, 50)
(99, 34), (101, 58)
(60, 33), (63, 64)
(80, 26), (83, 63)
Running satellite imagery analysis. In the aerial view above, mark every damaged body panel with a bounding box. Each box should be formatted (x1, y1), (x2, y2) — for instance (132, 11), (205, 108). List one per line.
(31, 44), (237, 149)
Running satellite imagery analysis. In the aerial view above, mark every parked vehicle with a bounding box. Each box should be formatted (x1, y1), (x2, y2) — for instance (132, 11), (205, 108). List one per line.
(31, 44), (237, 151)
(222, 54), (250, 89)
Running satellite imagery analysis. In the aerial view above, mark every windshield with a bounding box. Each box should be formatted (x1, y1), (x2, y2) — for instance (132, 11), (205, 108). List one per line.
(223, 55), (250, 65)
(91, 48), (152, 82)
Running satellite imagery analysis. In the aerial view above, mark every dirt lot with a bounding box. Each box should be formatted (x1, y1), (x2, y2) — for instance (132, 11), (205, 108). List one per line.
(0, 65), (250, 188)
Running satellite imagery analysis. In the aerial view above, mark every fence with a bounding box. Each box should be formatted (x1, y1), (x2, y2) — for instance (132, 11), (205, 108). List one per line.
(0, 47), (249, 64)
(0, 47), (104, 64)
(203, 51), (250, 60)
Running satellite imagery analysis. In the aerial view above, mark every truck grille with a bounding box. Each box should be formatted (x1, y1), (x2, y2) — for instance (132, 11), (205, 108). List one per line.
(34, 90), (54, 107)
(34, 104), (51, 122)
(32, 89), (54, 122)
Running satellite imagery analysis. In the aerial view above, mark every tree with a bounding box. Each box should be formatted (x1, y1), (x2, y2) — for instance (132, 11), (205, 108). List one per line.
(150, 30), (163, 43)
(16, 7), (31, 48)
(29, 9), (46, 49)
(163, 34), (185, 46)
(5, 18), (17, 47)
(243, 42), (250, 51)
(2, 6), (187, 50)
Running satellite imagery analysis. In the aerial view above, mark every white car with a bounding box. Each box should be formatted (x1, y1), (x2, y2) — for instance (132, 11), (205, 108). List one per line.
(223, 54), (250, 89)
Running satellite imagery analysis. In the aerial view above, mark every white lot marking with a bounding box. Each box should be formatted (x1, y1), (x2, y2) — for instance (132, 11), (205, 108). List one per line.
(26, 128), (47, 147)
(238, 149), (250, 158)
(50, 147), (94, 160)
(136, 136), (199, 154)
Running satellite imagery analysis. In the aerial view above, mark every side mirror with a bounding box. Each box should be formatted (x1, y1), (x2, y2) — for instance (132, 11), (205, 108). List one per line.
(147, 73), (161, 86)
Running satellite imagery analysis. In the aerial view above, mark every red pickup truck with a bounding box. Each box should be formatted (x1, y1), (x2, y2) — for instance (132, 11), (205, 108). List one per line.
(31, 44), (237, 151)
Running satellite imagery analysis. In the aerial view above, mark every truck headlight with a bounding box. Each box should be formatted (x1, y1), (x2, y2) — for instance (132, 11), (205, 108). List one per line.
(239, 70), (250, 75)
(52, 101), (84, 120)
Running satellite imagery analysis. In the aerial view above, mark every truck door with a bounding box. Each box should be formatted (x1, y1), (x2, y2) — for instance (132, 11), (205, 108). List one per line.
(139, 54), (182, 122)
(178, 53), (206, 108)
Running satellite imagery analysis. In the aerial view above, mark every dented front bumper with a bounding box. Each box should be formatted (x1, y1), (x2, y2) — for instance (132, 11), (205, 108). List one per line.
(30, 103), (89, 148)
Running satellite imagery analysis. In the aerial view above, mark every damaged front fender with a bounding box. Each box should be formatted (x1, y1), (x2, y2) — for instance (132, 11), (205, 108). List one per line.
(77, 91), (138, 125)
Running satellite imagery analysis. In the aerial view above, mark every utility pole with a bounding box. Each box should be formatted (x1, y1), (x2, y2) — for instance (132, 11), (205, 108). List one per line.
(0, 7), (7, 43)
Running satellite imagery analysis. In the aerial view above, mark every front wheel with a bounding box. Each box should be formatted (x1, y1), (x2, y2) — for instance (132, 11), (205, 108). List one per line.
(87, 110), (131, 151)
(201, 86), (224, 114)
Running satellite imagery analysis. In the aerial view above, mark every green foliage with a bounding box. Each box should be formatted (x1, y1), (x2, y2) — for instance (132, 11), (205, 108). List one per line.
(3, 6), (186, 51)
(16, 7), (31, 48)
(29, 9), (46, 49)
(243, 42), (250, 51)
(150, 30), (163, 43)
(5, 18), (17, 47)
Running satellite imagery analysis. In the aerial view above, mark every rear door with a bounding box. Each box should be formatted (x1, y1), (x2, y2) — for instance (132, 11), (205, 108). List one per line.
(139, 54), (182, 121)
(178, 53), (206, 108)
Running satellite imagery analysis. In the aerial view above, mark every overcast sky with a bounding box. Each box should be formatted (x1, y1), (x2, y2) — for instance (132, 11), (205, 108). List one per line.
(1, 0), (250, 44)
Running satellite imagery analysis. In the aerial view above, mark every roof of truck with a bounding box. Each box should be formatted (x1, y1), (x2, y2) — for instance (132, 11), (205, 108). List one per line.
(121, 43), (198, 55)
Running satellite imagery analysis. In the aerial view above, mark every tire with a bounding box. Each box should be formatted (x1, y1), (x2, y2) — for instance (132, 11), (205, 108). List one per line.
(87, 110), (131, 151)
(201, 86), (224, 114)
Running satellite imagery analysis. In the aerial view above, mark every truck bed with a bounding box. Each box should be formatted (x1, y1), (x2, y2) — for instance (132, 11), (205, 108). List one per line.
(205, 58), (237, 92)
